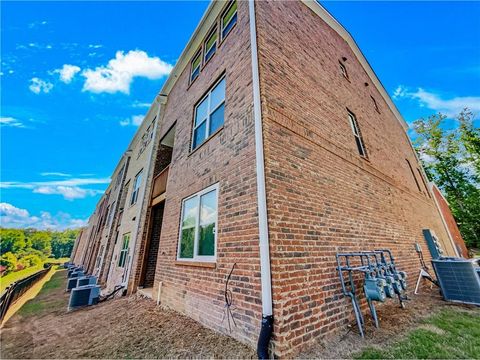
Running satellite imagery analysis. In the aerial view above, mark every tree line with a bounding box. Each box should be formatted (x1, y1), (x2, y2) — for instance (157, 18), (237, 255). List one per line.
(413, 109), (480, 250)
(0, 228), (80, 275)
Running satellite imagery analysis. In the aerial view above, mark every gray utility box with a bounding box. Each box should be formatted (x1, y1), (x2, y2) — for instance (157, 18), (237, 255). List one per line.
(432, 258), (480, 306)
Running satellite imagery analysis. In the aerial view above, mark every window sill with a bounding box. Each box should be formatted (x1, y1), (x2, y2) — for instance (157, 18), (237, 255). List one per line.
(175, 260), (216, 269)
(188, 126), (224, 157)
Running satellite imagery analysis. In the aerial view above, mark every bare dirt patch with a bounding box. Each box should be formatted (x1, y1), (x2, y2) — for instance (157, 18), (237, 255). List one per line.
(299, 285), (479, 359)
(1, 270), (256, 359)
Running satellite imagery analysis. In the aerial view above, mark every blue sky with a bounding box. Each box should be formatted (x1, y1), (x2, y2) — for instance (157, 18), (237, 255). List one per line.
(1, 1), (479, 230)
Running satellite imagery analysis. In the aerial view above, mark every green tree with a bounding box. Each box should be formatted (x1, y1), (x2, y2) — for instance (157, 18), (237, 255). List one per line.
(51, 230), (78, 258)
(0, 252), (18, 274)
(457, 109), (480, 178)
(0, 229), (26, 255)
(29, 231), (52, 257)
(19, 254), (42, 268)
(413, 110), (480, 249)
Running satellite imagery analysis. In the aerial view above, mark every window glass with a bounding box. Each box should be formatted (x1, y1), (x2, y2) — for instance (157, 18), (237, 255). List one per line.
(210, 78), (225, 110)
(205, 29), (217, 62)
(130, 170), (143, 205)
(195, 98), (208, 126)
(191, 52), (201, 82)
(198, 190), (217, 256)
(192, 77), (226, 150)
(348, 112), (366, 157)
(178, 185), (218, 261)
(222, 1), (237, 39)
(118, 234), (130, 267)
(209, 103), (225, 135)
(193, 122), (207, 149)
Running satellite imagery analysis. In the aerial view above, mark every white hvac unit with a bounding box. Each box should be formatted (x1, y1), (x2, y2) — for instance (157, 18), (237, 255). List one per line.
(68, 285), (101, 311)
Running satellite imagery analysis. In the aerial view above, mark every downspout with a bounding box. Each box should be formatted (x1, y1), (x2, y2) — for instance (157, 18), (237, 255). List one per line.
(124, 94), (167, 292)
(248, 0), (273, 358)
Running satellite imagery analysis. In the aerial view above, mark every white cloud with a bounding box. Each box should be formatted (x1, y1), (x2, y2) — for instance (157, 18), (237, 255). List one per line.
(0, 202), (87, 230)
(33, 186), (103, 200)
(119, 114), (144, 127)
(1, 117), (25, 128)
(54, 64), (81, 83)
(88, 44), (103, 49)
(1, 177), (109, 200)
(40, 172), (72, 177)
(131, 101), (151, 108)
(29, 77), (53, 94)
(393, 85), (480, 116)
(82, 50), (173, 94)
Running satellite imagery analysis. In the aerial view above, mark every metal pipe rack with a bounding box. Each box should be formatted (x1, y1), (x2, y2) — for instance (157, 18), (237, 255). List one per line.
(336, 249), (408, 337)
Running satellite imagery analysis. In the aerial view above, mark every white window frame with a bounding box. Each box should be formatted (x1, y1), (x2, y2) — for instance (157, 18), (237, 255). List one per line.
(191, 76), (226, 150)
(177, 183), (219, 263)
(130, 170), (143, 206)
(348, 111), (367, 158)
(221, 1), (237, 40)
(118, 233), (130, 268)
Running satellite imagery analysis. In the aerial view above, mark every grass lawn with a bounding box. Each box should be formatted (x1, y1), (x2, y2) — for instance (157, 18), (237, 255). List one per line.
(354, 308), (480, 359)
(0, 258), (68, 294)
(0, 265), (44, 294)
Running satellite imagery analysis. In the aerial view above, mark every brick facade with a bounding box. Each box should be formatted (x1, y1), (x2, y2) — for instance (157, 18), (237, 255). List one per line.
(255, 1), (456, 356)
(72, 1), (467, 357)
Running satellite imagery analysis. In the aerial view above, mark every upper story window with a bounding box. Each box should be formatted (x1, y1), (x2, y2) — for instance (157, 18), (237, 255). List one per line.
(204, 27), (218, 63)
(178, 184), (218, 262)
(192, 77), (226, 150)
(347, 111), (367, 158)
(371, 96), (380, 113)
(190, 50), (202, 83)
(221, 1), (237, 40)
(130, 170), (143, 206)
(118, 233), (130, 267)
(339, 61), (349, 79)
(406, 159), (422, 192)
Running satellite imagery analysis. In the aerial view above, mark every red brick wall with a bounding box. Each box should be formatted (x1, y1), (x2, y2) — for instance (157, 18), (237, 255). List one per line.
(431, 184), (469, 257)
(142, 202), (164, 288)
(255, 1), (455, 356)
(148, 1), (263, 346)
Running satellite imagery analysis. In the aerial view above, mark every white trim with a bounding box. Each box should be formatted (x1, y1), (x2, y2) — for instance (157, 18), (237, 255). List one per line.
(249, 0), (273, 317)
(177, 183), (219, 263)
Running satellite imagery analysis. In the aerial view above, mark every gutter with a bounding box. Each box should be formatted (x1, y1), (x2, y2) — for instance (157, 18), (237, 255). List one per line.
(248, 1), (274, 358)
(123, 94), (168, 291)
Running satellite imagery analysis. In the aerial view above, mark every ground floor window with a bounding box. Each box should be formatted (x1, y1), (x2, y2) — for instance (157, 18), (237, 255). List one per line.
(178, 183), (218, 262)
(118, 233), (130, 267)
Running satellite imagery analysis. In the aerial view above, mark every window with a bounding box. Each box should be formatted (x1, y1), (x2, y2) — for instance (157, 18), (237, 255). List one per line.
(339, 61), (348, 79)
(371, 96), (380, 113)
(178, 184), (218, 262)
(190, 51), (202, 83)
(417, 168), (430, 196)
(204, 27), (217, 63)
(118, 233), (130, 267)
(221, 1), (237, 39)
(130, 170), (143, 205)
(406, 159), (422, 192)
(347, 111), (367, 157)
(192, 77), (226, 150)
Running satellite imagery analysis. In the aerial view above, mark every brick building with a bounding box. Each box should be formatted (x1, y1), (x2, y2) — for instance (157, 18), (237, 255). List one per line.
(73, 1), (466, 357)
